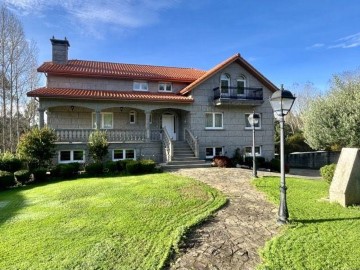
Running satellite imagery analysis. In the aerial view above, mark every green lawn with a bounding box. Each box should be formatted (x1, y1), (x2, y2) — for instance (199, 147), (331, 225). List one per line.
(0, 173), (226, 270)
(254, 176), (360, 270)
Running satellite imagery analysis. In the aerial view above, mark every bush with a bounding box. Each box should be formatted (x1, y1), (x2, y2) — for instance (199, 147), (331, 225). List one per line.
(51, 163), (80, 179)
(0, 152), (22, 173)
(320, 164), (336, 184)
(32, 168), (48, 183)
(88, 130), (108, 163)
(139, 159), (156, 173)
(231, 148), (244, 165)
(244, 156), (266, 168)
(14, 170), (30, 185)
(104, 161), (118, 174)
(269, 158), (290, 173)
(0, 170), (15, 190)
(125, 160), (141, 174)
(85, 162), (104, 176)
(212, 156), (232, 168)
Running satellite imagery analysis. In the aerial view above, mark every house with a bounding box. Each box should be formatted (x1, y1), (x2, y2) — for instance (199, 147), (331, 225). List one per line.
(27, 37), (277, 166)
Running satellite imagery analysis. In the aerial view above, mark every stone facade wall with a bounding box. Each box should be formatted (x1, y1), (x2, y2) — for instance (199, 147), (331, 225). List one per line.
(189, 62), (275, 161)
(48, 75), (188, 93)
(288, 151), (340, 169)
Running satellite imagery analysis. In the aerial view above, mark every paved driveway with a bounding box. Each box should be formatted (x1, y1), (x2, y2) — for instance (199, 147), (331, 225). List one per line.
(166, 167), (282, 270)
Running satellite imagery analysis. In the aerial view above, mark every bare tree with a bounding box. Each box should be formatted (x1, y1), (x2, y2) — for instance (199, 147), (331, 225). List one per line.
(0, 5), (39, 152)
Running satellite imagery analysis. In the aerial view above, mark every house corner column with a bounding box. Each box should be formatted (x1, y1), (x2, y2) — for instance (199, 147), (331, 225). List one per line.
(145, 110), (151, 141)
(95, 110), (101, 130)
(38, 108), (45, 128)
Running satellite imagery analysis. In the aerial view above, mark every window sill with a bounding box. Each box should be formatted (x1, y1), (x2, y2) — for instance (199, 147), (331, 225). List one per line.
(205, 128), (224, 130)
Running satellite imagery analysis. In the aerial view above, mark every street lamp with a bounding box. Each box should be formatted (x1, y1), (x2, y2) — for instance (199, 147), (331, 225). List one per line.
(269, 84), (296, 224)
(248, 112), (260, 178)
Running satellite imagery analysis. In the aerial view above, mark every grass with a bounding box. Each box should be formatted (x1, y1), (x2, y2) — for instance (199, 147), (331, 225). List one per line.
(0, 173), (226, 270)
(253, 176), (360, 270)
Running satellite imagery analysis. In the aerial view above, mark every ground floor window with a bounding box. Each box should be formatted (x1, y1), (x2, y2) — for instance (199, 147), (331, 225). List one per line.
(244, 146), (262, 156)
(59, 150), (85, 163)
(205, 147), (223, 159)
(112, 149), (136, 161)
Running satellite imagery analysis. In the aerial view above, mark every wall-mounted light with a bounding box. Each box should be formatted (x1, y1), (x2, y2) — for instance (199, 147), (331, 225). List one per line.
(120, 107), (123, 112)
(70, 106), (74, 111)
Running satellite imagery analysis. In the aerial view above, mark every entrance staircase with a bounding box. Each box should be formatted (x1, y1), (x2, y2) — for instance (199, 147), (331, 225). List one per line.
(162, 141), (210, 170)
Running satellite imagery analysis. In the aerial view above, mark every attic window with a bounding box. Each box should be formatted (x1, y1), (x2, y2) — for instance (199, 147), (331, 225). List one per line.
(158, 82), (172, 92)
(133, 81), (148, 91)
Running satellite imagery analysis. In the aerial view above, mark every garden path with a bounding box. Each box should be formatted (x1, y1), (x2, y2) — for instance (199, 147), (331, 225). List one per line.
(166, 167), (282, 270)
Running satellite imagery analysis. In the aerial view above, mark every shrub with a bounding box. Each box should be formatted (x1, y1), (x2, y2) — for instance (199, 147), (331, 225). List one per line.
(0, 152), (22, 173)
(269, 158), (290, 173)
(32, 168), (48, 183)
(212, 156), (232, 168)
(88, 130), (108, 163)
(320, 164), (336, 184)
(52, 163), (80, 179)
(85, 162), (104, 176)
(231, 148), (244, 165)
(125, 160), (141, 174)
(104, 160), (118, 174)
(17, 127), (57, 169)
(139, 159), (156, 173)
(244, 156), (266, 168)
(0, 170), (15, 190)
(14, 170), (31, 185)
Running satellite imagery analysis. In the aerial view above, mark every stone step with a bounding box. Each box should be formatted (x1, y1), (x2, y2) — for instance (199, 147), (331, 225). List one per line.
(168, 160), (206, 165)
(161, 162), (211, 170)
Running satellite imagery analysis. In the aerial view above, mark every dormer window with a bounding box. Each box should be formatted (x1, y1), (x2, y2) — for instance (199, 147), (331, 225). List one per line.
(158, 82), (172, 92)
(133, 81), (148, 91)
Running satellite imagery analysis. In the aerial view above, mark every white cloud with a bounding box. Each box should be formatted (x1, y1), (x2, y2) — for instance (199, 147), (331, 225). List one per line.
(328, 32), (360, 49)
(306, 43), (324, 50)
(3, 0), (180, 37)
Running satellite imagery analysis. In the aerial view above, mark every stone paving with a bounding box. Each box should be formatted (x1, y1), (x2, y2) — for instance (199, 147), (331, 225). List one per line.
(165, 167), (282, 270)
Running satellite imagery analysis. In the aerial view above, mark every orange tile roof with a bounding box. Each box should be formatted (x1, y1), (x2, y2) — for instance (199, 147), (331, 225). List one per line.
(38, 60), (206, 82)
(180, 53), (279, 94)
(27, 87), (194, 103)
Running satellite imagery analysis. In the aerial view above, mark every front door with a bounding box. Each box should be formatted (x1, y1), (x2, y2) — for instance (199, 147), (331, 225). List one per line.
(162, 114), (176, 140)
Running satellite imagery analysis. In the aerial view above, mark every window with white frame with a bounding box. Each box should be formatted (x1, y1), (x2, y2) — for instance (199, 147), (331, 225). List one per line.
(220, 73), (230, 95)
(205, 112), (223, 129)
(133, 81), (148, 91)
(205, 147), (223, 159)
(129, 111), (136, 124)
(92, 112), (113, 129)
(59, 150), (85, 163)
(112, 149), (136, 161)
(245, 113), (261, 129)
(244, 146), (262, 156)
(237, 75), (246, 95)
(158, 82), (172, 92)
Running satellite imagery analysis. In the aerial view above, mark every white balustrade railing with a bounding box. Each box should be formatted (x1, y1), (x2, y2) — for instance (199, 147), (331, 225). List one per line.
(185, 128), (199, 157)
(162, 127), (173, 162)
(55, 129), (162, 142)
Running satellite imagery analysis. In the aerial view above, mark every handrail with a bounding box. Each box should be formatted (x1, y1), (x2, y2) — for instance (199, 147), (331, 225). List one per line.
(213, 86), (263, 100)
(162, 127), (173, 162)
(185, 128), (199, 158)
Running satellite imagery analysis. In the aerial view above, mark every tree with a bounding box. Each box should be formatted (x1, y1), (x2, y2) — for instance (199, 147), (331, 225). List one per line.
(0, 5), (39, 153)
(302, 71), (360, 150)
(88, 130), (109, 163)
(17, 127), (57, 169)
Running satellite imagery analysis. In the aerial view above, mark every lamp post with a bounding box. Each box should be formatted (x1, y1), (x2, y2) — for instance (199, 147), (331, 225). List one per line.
(248, 112), (260, 178)
(269, 85), (296, 224)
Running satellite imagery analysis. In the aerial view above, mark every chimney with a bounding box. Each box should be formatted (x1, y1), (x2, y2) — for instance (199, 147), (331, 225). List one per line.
(50, 36), (70, 64)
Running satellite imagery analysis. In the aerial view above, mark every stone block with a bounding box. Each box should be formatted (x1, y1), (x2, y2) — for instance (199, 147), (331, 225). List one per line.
(329, 148), (360, 206)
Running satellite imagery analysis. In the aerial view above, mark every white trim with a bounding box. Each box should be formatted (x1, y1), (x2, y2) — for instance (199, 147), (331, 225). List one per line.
(58, 150), (85, 163)
(133, 81), (148, 91)
(92, 112), (113, 129)
(237, 75), (246, 95)
(205, 147), (223, 159)
(244, 146), (262, 156)
(205, 112), (223, 129)
(220, 73), (230, 95)
(158, 82), (172, 92)
(112, 149), (136, 161)
(245, 113), (261, 130)
(129, 111), (136, 124)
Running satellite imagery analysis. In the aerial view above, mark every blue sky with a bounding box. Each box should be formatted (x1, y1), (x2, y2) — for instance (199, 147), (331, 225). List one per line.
(2, 0), (360, 93)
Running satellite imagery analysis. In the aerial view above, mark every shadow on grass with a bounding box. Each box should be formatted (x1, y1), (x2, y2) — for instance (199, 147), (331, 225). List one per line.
(0, 187), (26, 227)
(293, 217), (360, 224)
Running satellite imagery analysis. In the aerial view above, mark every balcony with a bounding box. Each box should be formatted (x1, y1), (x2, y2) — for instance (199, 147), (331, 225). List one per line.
(213, 87), (264, 106)
(55, 129), (162, 143)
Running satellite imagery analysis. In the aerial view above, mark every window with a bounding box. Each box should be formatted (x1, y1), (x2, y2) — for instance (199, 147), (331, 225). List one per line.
(129, 111), (136, 124)
(205, 112), (223, 129)
(245, 113), (261, 129)
(205, 147), (223, 159)
(133, 81), (148, 91)
(237, 75), (246, 95)
(113, 149), (136, 161)
(220, 74), (230, 95)
(92, 112), (113, 129)
(59, 150), (85, 163)
(158, 82), (172, 92)
(244, 146), (262, 156)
